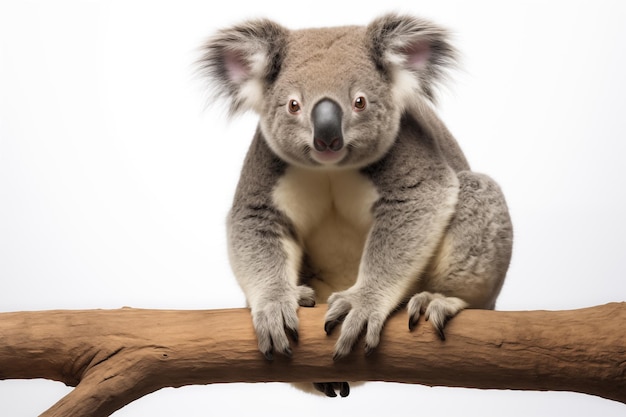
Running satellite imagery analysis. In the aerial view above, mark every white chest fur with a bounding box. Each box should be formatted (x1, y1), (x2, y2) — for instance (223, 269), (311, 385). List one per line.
(272, 166), (379, 301)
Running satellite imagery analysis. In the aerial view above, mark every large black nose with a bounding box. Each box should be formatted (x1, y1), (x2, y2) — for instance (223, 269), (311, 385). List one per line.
(312, 99), (343, 152)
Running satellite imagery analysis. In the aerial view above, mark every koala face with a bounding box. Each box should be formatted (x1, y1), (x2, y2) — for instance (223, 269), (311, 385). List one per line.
(200, 14), (455, 169)
(260, 26), (406, 168)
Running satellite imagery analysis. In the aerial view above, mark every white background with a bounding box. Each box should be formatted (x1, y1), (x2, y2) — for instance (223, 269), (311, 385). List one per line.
(1, 0), (625, 416)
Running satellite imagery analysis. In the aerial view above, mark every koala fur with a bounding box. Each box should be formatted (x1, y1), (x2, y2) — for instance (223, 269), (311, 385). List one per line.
(199, 13), (513, 397)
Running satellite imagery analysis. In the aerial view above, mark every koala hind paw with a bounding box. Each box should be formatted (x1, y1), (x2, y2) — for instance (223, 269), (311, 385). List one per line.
(313, 382), (350, 398)
(407, 292), (467, 340)
(296, 285), (316, 307)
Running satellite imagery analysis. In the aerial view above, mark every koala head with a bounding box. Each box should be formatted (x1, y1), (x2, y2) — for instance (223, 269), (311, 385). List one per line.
(199, 13), (456, 169)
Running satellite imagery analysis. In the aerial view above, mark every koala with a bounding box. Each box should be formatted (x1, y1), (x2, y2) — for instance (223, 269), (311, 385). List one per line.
(199, 13), (513, 397)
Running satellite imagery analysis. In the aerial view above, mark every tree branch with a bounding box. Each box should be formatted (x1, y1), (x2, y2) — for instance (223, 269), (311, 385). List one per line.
(1, 303), (625, 416)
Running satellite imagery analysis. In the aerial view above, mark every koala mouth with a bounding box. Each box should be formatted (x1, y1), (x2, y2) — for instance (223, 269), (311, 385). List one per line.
(310, 147), (347, 165)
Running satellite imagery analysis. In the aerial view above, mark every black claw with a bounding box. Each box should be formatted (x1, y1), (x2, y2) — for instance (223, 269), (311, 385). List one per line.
(364, 345), (375, 357)
(324, 320), (338, 335)
(284, 347), (293, 358)
(287, 327), (299, 344)
(332, 351), (341, 362)
(408, 317), (419, 331)
(436, 326), (446, 341)
(339, 382), (350, 397)
(324, 384), (337, 397)
(314, 382), (348, 398)
(263, 350), (274, 361)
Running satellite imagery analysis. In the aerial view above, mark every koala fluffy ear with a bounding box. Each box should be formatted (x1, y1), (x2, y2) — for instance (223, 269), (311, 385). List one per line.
(367, 13), (457, 106)
(198, 19), (289, 115)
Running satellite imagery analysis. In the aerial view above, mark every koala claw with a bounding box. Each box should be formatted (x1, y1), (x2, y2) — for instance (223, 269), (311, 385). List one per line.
(407, 291), (467, 341)
(324, 316), (344, 335)
(314, 382), (350, 398)
(435, 325), (446, 341)
(286, 327), (299, 344)
(339, 381), (350, 397)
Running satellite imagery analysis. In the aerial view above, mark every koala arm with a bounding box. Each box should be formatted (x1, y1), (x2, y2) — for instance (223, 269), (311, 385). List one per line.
(325, 119), (460, 359)
(228, 131), (315, 360)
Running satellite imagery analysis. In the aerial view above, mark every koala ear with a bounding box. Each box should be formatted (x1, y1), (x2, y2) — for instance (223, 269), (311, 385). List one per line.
(198, 19), (289, 115)
(367, 13), (457, 106)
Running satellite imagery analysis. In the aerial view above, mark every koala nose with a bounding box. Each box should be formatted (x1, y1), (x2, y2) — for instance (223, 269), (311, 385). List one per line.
(312, 99), (343, 152)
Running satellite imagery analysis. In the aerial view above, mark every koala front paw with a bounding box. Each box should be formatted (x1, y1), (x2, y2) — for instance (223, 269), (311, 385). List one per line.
(407, 291), (467, 340)
(252, 285), (316, 360)
(324, 290), (388, 360)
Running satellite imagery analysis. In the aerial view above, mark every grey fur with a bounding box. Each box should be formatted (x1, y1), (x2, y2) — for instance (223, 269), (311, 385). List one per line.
(366, 14), (457, 102)
(200, 13), (513, 397)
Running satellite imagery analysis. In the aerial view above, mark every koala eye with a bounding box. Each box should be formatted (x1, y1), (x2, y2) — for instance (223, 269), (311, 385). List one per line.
(287, 99), (301, 114)
(353, 96), (367, 111)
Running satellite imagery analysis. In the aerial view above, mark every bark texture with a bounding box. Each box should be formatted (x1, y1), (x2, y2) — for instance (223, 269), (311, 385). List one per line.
(0, 303), (625, 416)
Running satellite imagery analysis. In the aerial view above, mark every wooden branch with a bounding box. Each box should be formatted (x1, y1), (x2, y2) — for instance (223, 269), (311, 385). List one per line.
(1, 303), (625, 416)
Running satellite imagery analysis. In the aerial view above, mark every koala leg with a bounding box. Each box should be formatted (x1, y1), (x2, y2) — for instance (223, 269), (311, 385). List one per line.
(407, 171), (513, 339)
